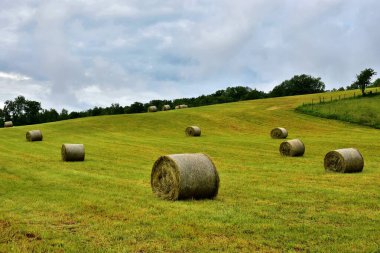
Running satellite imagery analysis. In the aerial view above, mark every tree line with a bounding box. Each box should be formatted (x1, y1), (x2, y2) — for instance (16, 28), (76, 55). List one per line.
(1, 70), (378, 127)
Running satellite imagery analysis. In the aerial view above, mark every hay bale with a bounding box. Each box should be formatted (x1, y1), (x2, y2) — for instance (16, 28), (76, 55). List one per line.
(185, 126), (201, 137)
(61, 144), (85, 162)
(175, 105), (180, 109)
(151, 153), (219, 200)
(324, 148), (364, 173)
(271, 127), (288, 139)
(4, 121), (13, 128)
(162, 105), (171, 111)
(280, 139), (305, 156)
(26, 130), (43, 142)
(175, 104), (188, 109)
(148, 106), (157, 112)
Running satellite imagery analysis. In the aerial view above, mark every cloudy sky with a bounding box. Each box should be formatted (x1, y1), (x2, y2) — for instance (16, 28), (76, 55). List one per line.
(1, 0), (379, 111)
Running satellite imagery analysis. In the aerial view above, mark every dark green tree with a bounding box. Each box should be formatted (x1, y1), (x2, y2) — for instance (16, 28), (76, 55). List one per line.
(128, 102), (145, 113)
(243, 88), (267, 100)
(88, 106), (103, 116)
(3, 96), (42, 125)
(108, 103), (124, 114)
(371, 78), (380, 87)
(59, 109), (69, 120)
(225, 86), (250, 101)
(0, 108), (4, 127)
(269, 74), (325, 97)
(40, 109), (59, 122)
(352, 68), (377, 95)
(24, 100), (42, 124)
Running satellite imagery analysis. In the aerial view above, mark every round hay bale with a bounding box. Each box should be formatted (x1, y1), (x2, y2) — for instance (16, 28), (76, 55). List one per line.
(148, 106), (157, 112)
(185, 126), (201, 137)
(270, 127), (288, 139)
(151, 153), (219, 200)
(26, 130), (43, 142)
(175, 104), (188, 109)
(324, 148), (364, 173)
(61, 144), (85, 162)
(280, 139), (305, 157)
(4, 121), (13, 128)
(162, 105), (171, 111)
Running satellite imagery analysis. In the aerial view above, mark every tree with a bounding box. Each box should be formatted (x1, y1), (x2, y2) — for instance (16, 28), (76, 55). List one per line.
(269, 74), (325, 97)
(225, 86), (250, 101)
(24, 100), (42, 124)
(108, 103), (124, 114)
(40, 108), (59, 122)
(59, 109), (69, 120)
(0, 85), (269, 126)
(243, 88), (267, 100)
(0, 108), (4, 127)
(352, 68), (377, 95)
(371, 78), (380, 87)
(128, 102), (145, 113)
(3, 96), (42, 125)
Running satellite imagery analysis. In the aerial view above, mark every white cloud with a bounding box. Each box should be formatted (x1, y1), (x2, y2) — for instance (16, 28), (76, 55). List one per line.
(75, 85), (161, 107)
(0, 73), (52, 107)
(0, 0), (379, 111)
(0, 72), (31, 81)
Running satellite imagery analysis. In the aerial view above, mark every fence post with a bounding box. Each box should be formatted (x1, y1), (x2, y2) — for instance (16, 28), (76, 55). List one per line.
(330, 96), (332, 102)
(354, 92), (356, 98)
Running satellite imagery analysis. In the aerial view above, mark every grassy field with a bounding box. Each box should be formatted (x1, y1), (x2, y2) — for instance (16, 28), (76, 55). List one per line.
(297, 92), (380, 129)
(1, 89), (379, 252)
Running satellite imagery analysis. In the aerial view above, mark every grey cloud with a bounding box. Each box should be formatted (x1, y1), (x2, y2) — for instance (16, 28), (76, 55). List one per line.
(0, 0), (379, 111)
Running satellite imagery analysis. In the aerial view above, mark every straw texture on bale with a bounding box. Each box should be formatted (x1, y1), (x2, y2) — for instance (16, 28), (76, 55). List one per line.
(4, 121), (13, 128)
(61, 144), (85, 161)
(271, 127), (288, 139)
(280, 139), (305, 156)
(151, 153), (219, 200)
(324, 148), (364, 173)
(162, 105), (171, 111)
(175, 104), (188, 109)
(26, 130), (43, 142)
(185, 126), (201, 137)
(148, 106), (157, 112)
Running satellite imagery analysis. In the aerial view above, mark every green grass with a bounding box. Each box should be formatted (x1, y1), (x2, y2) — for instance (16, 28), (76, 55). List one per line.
(297, 91), (380, 129)
(1, 90), (380, 252)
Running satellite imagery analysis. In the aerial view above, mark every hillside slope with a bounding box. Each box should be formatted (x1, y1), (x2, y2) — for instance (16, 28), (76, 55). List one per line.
(1, 90), (379, 252)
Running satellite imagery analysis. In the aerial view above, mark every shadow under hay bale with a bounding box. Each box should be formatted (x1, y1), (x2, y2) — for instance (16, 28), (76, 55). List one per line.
(324, 148), (364, 173)
(26, 130), (43, 142)
(61, 144), (85, 162)
(4, 121), (13, 128)
(280, 139), (305, 156)
(148, 106), (157, 112)
(271, 127), (288, 139)
(185, 126), (201, 137)
(151, 153), (219, 200)
(162, 105), (171, 111)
